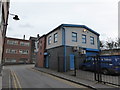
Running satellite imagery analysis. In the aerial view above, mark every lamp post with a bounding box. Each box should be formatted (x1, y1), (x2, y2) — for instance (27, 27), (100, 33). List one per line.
(0, 13), (20, 76)
(10, 13), (20, 20)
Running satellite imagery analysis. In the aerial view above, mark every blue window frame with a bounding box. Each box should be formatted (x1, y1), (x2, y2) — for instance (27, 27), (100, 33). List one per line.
(48, 36), (51, 45)
(90, 36), (94, 45)
(54, 33), (58, 43)
(72, 32), (77, 42)
(82, 34), (86, 44)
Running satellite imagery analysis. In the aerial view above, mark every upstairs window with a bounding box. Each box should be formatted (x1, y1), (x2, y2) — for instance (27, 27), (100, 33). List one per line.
(54, 33), (58, 43)
(7, 40), (18, 45)
(19, 50), (29, 54)
(48, 36), (51, 45)
(20, 42), (30, 46)
(90, 36), (94, 45)
(72, 32), (77, 42)
(82, 34), (86, 44)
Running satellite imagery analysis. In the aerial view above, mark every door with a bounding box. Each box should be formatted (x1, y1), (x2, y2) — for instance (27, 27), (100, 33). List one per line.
(45, 56), (49, 68)
(70, 54), (75, 70)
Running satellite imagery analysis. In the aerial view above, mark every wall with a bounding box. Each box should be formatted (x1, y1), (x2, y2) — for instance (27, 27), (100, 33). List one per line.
(0, 30), (3, 64)
(0, 1), (9, 65)
(46, 46), (64, 72)
(46, 28), (62, 49)
(118, 1), (120, 38)
(37, 36), (46, 68)
(64, 27), (99, 49)
(3, 37), (31, 64)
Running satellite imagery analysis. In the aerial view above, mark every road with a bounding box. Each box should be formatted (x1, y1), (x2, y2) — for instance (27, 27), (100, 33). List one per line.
(2, 65), (89, 88)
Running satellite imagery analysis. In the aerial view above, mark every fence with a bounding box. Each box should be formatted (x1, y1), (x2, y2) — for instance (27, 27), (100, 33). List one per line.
(58, 55), (120, 87)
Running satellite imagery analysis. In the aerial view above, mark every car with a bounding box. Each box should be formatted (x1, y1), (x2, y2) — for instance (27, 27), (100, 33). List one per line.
(80, 56), (120, 75)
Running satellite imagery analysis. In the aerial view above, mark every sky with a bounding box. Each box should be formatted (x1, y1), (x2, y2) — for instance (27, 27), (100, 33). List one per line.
(6, 0), (119, 41)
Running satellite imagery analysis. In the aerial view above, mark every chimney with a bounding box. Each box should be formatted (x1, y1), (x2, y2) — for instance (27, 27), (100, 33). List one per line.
(23, 35), (25, 40)
(37, 34), (40, 39)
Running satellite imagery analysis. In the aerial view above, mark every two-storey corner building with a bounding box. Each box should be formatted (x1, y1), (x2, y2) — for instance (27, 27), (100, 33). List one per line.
(36, 35), (46, 68)
(44, 24), (100, 72)
(3, 37), (31, 64)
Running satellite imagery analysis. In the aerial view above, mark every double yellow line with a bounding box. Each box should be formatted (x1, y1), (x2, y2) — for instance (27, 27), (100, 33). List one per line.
(11, 70), (22, 89)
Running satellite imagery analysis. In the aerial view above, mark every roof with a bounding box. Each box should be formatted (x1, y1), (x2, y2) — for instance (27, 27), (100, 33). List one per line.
(29, 37), (37, 40)
(46, 24), (100, 36)
(6, 37), (30, 42)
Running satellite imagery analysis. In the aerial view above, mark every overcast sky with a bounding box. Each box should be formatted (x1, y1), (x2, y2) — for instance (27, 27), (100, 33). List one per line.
(6, 0), (119, 41)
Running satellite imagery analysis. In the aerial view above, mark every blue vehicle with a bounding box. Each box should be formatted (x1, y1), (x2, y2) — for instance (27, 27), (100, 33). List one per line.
(80, 56), (120, 75)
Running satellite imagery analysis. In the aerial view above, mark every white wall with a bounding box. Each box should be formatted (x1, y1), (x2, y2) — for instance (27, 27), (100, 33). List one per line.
(118, 1), (120, 38)
(46, 28), (62, 49)
(64, 27), (99, 49)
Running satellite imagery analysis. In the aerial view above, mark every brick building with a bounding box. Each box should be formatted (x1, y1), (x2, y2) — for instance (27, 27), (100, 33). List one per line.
(36, 35), (46, 68)
(29, 37), (37, 63)
(3, 37), (31, 64)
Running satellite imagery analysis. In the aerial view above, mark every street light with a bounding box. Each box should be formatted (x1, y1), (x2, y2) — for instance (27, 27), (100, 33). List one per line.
(10, 13), (20, 20)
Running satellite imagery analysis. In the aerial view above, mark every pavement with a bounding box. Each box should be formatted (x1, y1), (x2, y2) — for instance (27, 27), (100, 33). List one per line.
(34, 67), (120, 89)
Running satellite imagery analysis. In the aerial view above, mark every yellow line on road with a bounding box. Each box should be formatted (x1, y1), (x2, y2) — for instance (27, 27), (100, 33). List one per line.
(29, 68), (88, 88)
(13, 70), (22, 89)
(11, 70), (22, 89)
(11, 70), (17, 89)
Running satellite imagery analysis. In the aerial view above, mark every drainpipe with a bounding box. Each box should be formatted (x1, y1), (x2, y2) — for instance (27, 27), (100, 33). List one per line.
(62, 26), (66, 72)
(97, 36), (100, 55)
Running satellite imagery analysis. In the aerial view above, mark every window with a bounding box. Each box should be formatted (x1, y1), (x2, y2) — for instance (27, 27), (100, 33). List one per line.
(7, 40), (18, 45)
(82, 34), (86, 44)
(5, 58), (16, 63)
(40, 46), (42, 49)
(20, 42), (30, 46)
(90, 36), (94, 45)
(19, 50), (29, 54)
(6, 49), (17, 54)
(48, 36), (51, 45)
(54, 33), (58, 43)
(72, 32), (77, 42)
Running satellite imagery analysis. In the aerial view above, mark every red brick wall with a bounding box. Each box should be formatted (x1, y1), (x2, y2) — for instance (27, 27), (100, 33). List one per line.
(37, 36), (46, 67)
(3, 37), (31, 63)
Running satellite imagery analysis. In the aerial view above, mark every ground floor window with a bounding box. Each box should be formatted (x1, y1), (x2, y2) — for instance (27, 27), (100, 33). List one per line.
(5, 58), (16, 63)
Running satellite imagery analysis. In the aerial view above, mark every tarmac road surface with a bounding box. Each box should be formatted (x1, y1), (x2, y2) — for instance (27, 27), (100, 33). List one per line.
(2, 65), (90, 89)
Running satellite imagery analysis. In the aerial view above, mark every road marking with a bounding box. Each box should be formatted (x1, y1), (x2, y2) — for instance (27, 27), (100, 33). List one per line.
(29, 68), (88, 88)
(11, 70), (17, 89)
(11, 70), (22, 89)
(13, 70), (22, 89)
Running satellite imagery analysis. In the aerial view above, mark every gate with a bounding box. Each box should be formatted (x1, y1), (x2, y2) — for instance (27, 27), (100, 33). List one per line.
(94, 55), (120, 87)
(45, 56), (49, 68)
(70, 54), (75, 70)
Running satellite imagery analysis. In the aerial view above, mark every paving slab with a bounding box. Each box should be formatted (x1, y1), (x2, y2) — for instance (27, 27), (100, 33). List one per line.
(34, 67), (120, 89)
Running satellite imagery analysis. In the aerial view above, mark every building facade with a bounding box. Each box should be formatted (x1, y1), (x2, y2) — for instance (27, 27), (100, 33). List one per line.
(29, 37), (37, 63)
(3, 37), (31, 64)
(0, 0), (10, 65)
(44, 24), (100, 72)
(36, 35), (46, 68)
(118, 1), (120, 38)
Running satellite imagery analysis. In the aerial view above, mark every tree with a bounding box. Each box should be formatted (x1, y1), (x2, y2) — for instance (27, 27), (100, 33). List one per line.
(100, 41), (104, 50)
(118, 38), (120, 48)
(106, 41), (114, 50)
